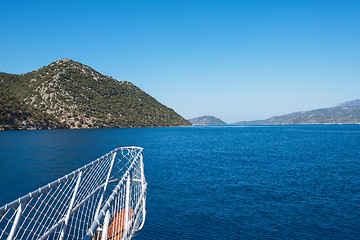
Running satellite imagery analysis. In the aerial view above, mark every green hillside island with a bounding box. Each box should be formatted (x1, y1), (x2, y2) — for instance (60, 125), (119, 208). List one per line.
(234, 99), (360, 125)
(0, 59), (191, 130)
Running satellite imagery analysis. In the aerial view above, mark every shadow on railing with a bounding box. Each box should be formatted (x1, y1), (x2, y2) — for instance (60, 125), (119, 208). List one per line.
(0, 147), (147, 240)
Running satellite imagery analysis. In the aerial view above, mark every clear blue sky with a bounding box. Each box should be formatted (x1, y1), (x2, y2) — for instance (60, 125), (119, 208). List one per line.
(1, 0), (359, 123)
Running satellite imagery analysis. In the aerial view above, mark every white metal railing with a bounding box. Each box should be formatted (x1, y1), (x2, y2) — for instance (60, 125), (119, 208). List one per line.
(0, 147), (147, 240)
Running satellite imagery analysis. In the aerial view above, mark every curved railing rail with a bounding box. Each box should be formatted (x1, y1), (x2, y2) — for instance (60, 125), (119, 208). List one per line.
(0, 147), (147, 240)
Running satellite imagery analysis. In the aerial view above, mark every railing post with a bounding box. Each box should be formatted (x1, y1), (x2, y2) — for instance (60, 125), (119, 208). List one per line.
(138, 154), (146, 230)
(94, 151), (117, 220)
(59, 171), (83, 240)
(101, 210), (111, 240)
(7, 201), (25, 240)
(122, 173), (132, 240)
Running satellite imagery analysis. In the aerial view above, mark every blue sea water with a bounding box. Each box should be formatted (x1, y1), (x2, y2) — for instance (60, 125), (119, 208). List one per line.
(0, 125), (359, 239)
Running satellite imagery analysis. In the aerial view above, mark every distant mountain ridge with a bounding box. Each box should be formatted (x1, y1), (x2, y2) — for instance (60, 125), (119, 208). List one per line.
(336, 99), (360, 107)
(0, 59), (191, 130)
(189, 116), (227, 125)
(234, 100), (360, 125)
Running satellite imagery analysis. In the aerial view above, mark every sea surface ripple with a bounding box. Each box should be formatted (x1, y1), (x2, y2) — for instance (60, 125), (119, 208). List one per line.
(0, 125), (359, 239)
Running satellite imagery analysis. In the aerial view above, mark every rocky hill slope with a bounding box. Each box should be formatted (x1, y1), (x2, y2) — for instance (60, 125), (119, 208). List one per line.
(234, 100), (360, 125)
(188, 116), (227, 125)
(0, 59), (191, 130)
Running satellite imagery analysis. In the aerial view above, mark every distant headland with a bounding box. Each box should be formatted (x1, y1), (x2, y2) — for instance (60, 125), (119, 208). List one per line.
(188, 116), (227, 126)
(189, 99), (360, 126)
(233, 99), (360, 125)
